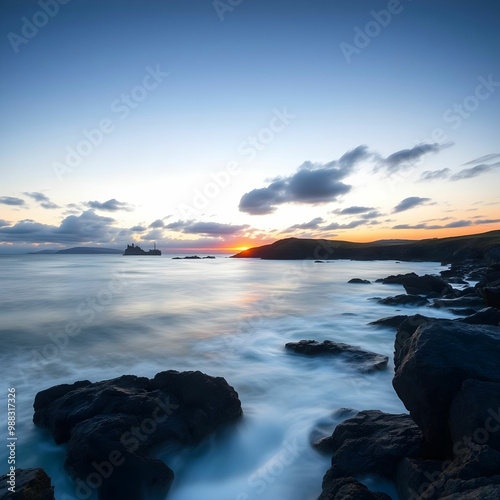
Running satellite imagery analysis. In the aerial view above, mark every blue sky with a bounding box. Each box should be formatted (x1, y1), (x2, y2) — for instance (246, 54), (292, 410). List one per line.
(0, 0), (499, 253)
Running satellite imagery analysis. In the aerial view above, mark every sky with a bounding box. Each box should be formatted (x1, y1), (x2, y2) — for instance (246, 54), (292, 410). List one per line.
(0, 0), (499, 254)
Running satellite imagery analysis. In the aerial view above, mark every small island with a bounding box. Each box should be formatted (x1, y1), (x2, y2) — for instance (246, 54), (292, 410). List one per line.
(123, 243), (161, 256)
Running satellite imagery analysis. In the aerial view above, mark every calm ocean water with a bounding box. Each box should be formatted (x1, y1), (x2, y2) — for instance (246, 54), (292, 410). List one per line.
(0, 255), (459, 499)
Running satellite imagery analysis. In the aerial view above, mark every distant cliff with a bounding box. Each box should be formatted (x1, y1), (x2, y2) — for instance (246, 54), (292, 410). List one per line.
(231, 230), (500, 263)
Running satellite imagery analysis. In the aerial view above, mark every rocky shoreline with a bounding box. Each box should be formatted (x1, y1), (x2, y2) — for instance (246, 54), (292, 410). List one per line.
(1, 258), (499, 499)
(315, 259), (500, 499)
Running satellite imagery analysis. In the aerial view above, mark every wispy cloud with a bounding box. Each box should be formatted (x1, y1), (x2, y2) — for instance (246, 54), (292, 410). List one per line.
(0, 196), (26, 206)
(85, 199), (134, 212)
(332, 206), (375, 215)
(393, 197), (431, 213)
(282, 217), (324, 233)
(378, 143), (452, 174)
(450, 162), (500, 181)
(461, 153), (500, 166)
(24, 192), (60, 209)
(418, 168), (451, 182)
(166, 220), (249, 236)
(392, 218), (500, 230)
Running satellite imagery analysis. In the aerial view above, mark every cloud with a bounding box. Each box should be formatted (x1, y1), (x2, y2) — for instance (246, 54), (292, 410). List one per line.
(166, 220), (249, 236)
(393, 197), (431, 213)
(450, 162), (500, 181)
(418, 168), (451, 182)
(379, 143), (451, 174)
(0, 219), (11, 227)
(130, 225), (146, 232)
(333, 206), (375, 215)
(461, 153), (500, 166)
(360, 210), (383, 220)
(149, 219), (165, 228)
(392, 218), (500, 230)
(284, 217), (324, 232)
(0, 196), (26, 206)
(23, 192), (60, 209)
(0, 210), (118, 244)
(239, 146), (370, 215)
(24, 192), (49, 202)
(323, 219), (369, 230)
(85, 199), (133, 212)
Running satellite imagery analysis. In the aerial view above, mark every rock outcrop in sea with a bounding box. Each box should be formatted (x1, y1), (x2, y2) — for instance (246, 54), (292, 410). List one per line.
(33, 370), (242, 500)
(285, 340), (389, 373)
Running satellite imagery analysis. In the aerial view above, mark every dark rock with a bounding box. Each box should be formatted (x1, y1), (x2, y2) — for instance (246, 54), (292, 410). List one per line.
(399, 445), (500, 500)
(450, 286), (480, 298)
(483, 286), (500, 309)
(378, 294), (429, 307)
(477, 269), (500, 288)
(0, 468), (54, 500)
(285, 340), (388, 373)
(458, 307), (500, 326)
(430, 295), (485, 310)
(315, 260), (325, 263)
(393, 320), (500, 453)
(322, 410), (425, 478)
(401, 274), (454, 296)
(319, 473), (391, 500)
(394, 315), (436, 369)
(33, 371), (242, 500)
(448, 307), (480, 316)
(368, 315), (408, 329)
(449, 379), (500, 453)
(312, 408), (359, 453)
(446, 278), (469, 284)
(348, 278), (371, 284)
(377, 272), (418, 284)
(394, 457), (444, 500)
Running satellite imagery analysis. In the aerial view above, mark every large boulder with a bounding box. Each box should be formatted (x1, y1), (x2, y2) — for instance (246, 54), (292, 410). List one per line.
(318, 410), (425, 478)
(393, 321), (500, 453)
(285, 340), (388, 373)
(401, 275), (454, 296)
(0, 468), (54, 500)
(33, 371), (242, 500)
(449, 379), (500, 453)
(376, 273), (418, 284)
(394, 315), (435, 369)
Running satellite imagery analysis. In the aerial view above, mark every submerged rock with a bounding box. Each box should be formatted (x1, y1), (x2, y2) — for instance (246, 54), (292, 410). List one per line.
(348, 278), (371, 284)
(0, 468), (54, 500)
(33, 371), (242, 500)
(285, 340), (388, 373)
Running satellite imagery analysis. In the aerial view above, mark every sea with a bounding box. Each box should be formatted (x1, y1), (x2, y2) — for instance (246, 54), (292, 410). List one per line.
(0, 255), (462, 500)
